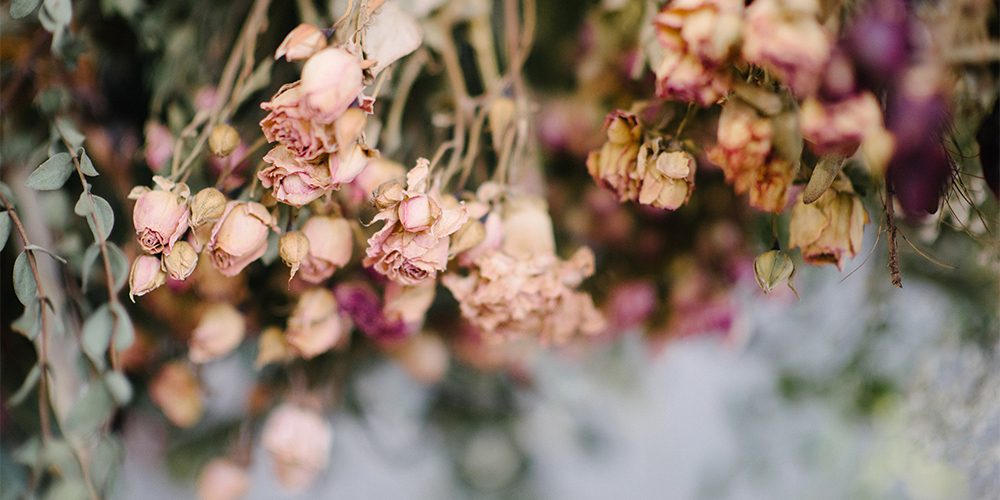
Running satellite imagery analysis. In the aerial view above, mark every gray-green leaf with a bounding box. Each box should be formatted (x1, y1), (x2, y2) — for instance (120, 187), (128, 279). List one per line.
(25, 153), (74, 191)
(79, 148), (99, 176)
(90, 436), (125, 493)
(24, 244), (67, 263)
(43, 0), (72, 26)
(10, 0), (41, 19)
(0, 211), (11, 252)
(81, 242), (100, 291)
(81, 304), (113, 368)
(64, 381), (115, 437)
(11, 298), (41, 339)
(8, 363), (42, 406)
(13, 251), (37, 305)
(56, 117), (86, 149)
(107, 242), (129, 293)
(110, 302), (134, 351)
(102, 372), (132, 406)
(74, 192), (114, 241)
(43, 478), (89, 500)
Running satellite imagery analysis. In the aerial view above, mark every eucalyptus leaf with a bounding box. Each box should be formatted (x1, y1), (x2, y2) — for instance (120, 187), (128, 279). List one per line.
(78, 148), (99, 176)
(25, 153), (74, 191)
(43, 478), (89, 500)
(64, 381), (115, 437)
(12, 437), (42, 465)
(90, 436), (125, 493)
(44, 297), (66, 338)
(74, 192), (114, 241)
(40, 439), (80, 479)
(102, 372), (132, 405)
(81, 304), (113, 368)
(8, 364), (42, 407)
(55, 117), (85, 149)
(10, 0), (42, 19)
(13, 251), (37, 306)
(0, 182), (16, 206)
(107, 242), (129, 292)
(11, 298), (41, 339)
(262, 230), (280, 265)
(0, 211), (11, 252)
(110, 302), (135, 351)
(81, 242), (100, 291)
(24, 245), (67, 263)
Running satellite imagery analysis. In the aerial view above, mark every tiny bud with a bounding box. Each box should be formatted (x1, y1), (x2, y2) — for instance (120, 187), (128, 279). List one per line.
(280, 231), (311, 280)
(129, 255), (167, 302)
(190, 187), (228, 228)
(209, 124), (240, 157)
(163, 241), (199, 281)
(373, 180), (405, 210)
(753, 249), (798, 298)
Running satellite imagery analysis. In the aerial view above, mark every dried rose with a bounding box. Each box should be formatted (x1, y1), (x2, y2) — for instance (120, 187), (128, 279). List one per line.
(149, 361), (204, 428)
(298, 216), (353, 284)
(196, 458), (249, 500)
(131, 183), (190, 254)
(788, 176), (868, 270)
(300, 47), (364, 121)
(279, 231), (310, 280)
(261, 404), (333, 491)
(742, 0), (832, 97)
(286, 288), (349, 359)
(206, 201), (278, 277)
(189, 303), (246, 363)
(259, 146), (335, 207)
(190, 187), (228, 228)
(586, 111), (643, 202)
(275, 24), (327, 61)
(129, 254), (167, 301)
(260, 84), (338, 162)
(163, 240), (198, 281)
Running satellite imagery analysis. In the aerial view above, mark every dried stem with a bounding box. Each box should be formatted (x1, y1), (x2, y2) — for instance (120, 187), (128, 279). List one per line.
(0, 190), (52, 443)
(885, 186), (902, 288)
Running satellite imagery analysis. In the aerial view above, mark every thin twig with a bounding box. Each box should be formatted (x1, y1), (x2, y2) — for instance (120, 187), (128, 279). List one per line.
(885, 186), (902, 288)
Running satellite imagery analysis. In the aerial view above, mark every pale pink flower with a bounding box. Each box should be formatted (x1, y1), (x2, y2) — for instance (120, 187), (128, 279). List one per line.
(129, 254), (167, 301)
(800, 91), (885, 157)
(390, 333), (449, 384)
(286, 288), (350, 359)
(196, 458), (249, 500)
(742, 0), (832, 97)
(261, 404), (333, 492)
(275, 24), (327, 61)
(131, 180), (190, 255)
(349, 158), (406, 204)
(189, 303), (246, 363)
(144, 122), (174, 173)
(331, 143), (373, 184)
(298, 216), (353, 284)
(260, 84), (338, 161)
(299, 47), (364, 122)
(206, 201), (278, 277)
(259, 146), (335, 206)
(149, 361), (204, 428)
(363, 160), (469, 286)
(788, 176), (868, 270)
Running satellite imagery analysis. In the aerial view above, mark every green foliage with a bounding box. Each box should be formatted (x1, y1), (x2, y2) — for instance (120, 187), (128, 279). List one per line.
(82, 305), (115, 369)
(9, 0), (41, 19)
(25, 153), (74, 191)
(13, 251), (38, 306)
(63, 381), (115, 437)
(78, 149), (99, 177)
(8, 364), (43, 407)
(73, 191), (114, 242)
(110, 302), (135, 351)
(0, 211), (11, 252)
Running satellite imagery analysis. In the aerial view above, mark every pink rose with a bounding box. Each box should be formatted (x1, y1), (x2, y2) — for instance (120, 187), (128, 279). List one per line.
(259, 146), (335, 207)
(742, 0), (831, 97)
(129, 254), (167, 301)
(299, 48), (364, 122)
(261, 404), (333, 491)
(206, 201), (277, 277)
(144, 122), (174, 173)
(149, 361), (204, 428)
(133, 189), (190, 254)
(298, 216), (353, 284)
(196, 458), (249, 500)
(189, 303), (246, 363)
(260, 84), (338, 161)
(275, 24), (327, 61)
(286, 288), (350, 359)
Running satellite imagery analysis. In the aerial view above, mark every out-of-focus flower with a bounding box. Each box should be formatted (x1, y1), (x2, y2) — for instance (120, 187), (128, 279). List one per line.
(842, 0), (910, 91)
(255, 326), (295, 369)
(206, 201), (277, 277)
(753, 249), (798, 297)
(587, 111), (643, 201)
(350, 158), (406, 203)
(259, 146), (335, 207)
(605, 280), (658, 332)
(651, 0), (741, 105)
(334, 283), (409, 341)
(189, 303), (247, 363)
(364, 160), (469, 285)
(130, 178), (191, 254)
(499, 196), (556, 258)
(275, 24), (327, 61)
(129, 254), (167, 301)
(163, 241), (198, 281)
(801, 91), (885, 157)
(390, 333), (449, 383)
(708, 96), (796, 212)
(300, 48), (364, 122)
(261, 404), (333, 491)
(144, 122), (174, 173)
(196, 458), (249, 500)
(788, 176), (868, 270)
(149, 361), (204, 428)
(742, 0), (831, 97)
(383, 281), (435, 325)
(190, 188), (228, 228)
(209, 124), (240, 157)
(279, 231), (310, 280)
(297, 216), (353, 284)
(286, 288), (349, 359)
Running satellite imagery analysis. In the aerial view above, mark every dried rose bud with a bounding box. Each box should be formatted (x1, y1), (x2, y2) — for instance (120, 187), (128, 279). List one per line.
(334, 108), (367, 147)
(373, 180), (405, 210)
(209, 124), (240, 157)
(286, 288), (349, 359)
(196, 458), (249, 500)
(332, 143), (373, 185)
(279, 231), (310, 280)
(163, 241), (199, 281)
(788, 176), (867, 270)
(350, 158), (406, 204)
(206, 201), (278, 277)
(255, 326), (294, 369)
(190, 187), (228, 228)
(261, 404), (333, 491)
(133, 189), (190, 254)
(129, 254), (167, 302)
(275, 24), (327, 62)
(753, 249), (798, 298)
(149, 361), (204, 428)
(399, 194), (441, 232)
(635, 144), (696, 210)
(300, 48), (363, 121)
(298, 216), (353, 284)
(587, 111), (644, 202)
(189, 303), (246, 363)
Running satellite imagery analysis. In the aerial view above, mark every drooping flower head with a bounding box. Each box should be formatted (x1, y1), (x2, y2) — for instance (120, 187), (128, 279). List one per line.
(206, 201), (278, 277)
(129, 176), (191, 255)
